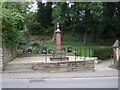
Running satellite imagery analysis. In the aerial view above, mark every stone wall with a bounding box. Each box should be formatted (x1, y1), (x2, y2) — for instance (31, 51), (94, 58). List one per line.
(33, 60), (94, 73)
(2, 47), (17, 70)
(0, 48), (3, 72)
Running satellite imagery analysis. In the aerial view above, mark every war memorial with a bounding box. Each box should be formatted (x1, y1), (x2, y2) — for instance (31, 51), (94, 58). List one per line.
(32, 24), (96, 73)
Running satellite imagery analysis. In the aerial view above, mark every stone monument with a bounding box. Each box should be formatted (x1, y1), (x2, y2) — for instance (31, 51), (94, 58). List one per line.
(55, 23), (61, 50)
(50, 23), (69, 61)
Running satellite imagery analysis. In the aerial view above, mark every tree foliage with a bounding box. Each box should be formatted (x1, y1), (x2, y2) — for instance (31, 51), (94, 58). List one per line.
(2, 2), (120, 47)
(28, 2), (53, 35)
(27, 2), (120, 45)
(2, 8), (24, 47)
(2, 2), (31, 47)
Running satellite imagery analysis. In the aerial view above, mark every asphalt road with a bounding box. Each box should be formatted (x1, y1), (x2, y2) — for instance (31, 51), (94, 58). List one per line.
(1, 77), (118, 88)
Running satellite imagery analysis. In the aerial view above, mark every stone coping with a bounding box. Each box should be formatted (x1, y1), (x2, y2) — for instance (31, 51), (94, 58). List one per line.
(36, 59), (95, 64)
(17, 54), (53, 57)
(8, 59), (96, 65)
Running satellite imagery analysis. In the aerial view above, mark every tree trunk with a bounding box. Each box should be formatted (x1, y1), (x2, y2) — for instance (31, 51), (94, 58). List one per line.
(83, 8), (90, 45)
(72, 26), (75, 36)
(51, 26), (56, 42)
(61, 24), (63, 37)
(72, 20), (76, 36)
(83, 26), (87, 45)
(24, 24), (28, 31)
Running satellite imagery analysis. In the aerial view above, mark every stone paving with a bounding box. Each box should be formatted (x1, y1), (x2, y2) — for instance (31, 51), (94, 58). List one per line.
(8, 55), (97, 64)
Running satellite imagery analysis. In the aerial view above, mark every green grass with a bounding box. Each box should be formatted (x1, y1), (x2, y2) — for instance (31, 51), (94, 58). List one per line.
(109, 64), (116, 69)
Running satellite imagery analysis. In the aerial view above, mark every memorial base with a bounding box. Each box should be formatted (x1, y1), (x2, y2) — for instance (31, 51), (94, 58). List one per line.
(50, 49), (69, 61)
(66, 53), (75, 56)
(50, 57), (69, 61)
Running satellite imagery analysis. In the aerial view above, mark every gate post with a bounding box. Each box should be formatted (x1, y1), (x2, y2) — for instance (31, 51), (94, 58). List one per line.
(112, 40), (120, 70)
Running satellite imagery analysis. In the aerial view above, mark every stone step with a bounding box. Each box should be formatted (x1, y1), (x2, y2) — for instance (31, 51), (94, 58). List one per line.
(0, 48), (2, 55)
(0, 65), (3, 70)
(5, 65), (32, 70)
(4, 67), (34, 73)
(6, 63), (33, 67)
(4, 63), (34, 73)
(4, 69), (34, 73)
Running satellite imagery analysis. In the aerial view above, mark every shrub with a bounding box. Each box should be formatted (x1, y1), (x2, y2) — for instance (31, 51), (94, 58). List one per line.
(2, 8), (24, 47)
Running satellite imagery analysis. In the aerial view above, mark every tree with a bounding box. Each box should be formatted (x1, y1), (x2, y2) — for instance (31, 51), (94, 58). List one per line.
(52, 2), (69, 41)
(37, 2), (52, 27)
(68, 2), (82, 36)
(2, 2), (32, 47)
(53, 2), (69, 31)
(2, 8), (24, 47)
(2, 2), (32, 30)
(101, 2), (120, 43)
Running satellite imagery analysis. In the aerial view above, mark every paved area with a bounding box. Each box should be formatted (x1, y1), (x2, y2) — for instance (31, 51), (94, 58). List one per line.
(1, 56), (118, 79)
(8, 55), (97, 64)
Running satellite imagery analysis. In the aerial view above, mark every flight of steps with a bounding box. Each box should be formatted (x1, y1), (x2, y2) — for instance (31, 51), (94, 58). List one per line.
(4, 63), (35, 73)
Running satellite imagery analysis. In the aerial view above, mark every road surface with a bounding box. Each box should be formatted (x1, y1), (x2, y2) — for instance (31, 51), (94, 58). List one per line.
(1, 77), (118, 88)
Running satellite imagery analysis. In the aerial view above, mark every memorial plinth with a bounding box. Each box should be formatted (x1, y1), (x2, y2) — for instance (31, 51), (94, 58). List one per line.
(50, 49), (69, 61)
(50, 23), (69, 61)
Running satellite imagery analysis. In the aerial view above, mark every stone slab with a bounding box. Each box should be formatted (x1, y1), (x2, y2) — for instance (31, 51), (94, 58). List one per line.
(50, 57), (69, 61)
(66, 53), (75, 56)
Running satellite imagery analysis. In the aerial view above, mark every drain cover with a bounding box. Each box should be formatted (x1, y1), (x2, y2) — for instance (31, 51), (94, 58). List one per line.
(29, 79), (45, 82)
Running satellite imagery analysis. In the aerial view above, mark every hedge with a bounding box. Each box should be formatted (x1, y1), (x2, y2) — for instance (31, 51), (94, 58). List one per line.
(93, 47), (113, 60)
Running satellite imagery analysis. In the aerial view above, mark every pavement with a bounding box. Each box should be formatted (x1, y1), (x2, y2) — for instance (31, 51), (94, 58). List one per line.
(1, 58), (118, 79)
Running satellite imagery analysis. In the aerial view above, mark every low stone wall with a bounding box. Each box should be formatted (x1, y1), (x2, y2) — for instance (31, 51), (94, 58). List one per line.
(33, 60), (94, 73)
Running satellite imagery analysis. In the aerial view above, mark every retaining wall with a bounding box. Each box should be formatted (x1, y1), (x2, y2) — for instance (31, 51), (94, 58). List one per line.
(33, 60), (94, 73)
(2, 47), (16, 71)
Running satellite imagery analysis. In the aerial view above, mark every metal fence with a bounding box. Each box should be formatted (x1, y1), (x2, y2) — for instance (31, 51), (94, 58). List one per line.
(17, 47), (113, 62)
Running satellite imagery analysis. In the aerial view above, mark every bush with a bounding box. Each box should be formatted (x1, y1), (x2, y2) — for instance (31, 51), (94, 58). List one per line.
(2, 8), (24, 47)
(93, 47), (113, 60)
(28, 22), (42, 35)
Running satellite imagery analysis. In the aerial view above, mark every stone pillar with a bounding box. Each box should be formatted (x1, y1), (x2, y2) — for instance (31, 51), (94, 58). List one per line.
(113, 40), (120, 70)
(55, 23), (61, 50)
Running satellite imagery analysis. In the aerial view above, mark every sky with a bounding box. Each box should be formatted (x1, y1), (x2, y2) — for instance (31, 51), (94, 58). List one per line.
(30, 0), (47, 12)
(29, 2), (38, 12)
(29, 0), (73, 12)
(29, 0), (48, 12)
